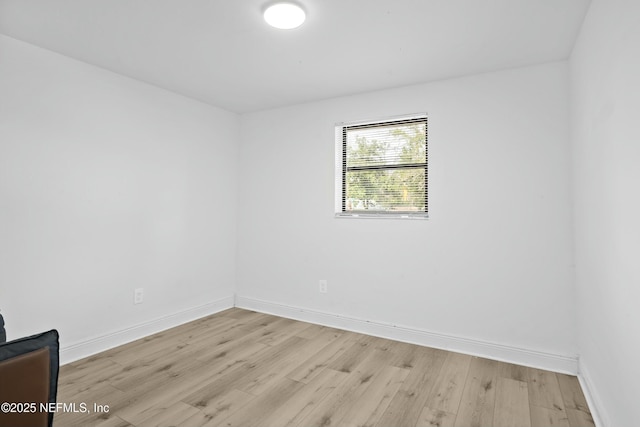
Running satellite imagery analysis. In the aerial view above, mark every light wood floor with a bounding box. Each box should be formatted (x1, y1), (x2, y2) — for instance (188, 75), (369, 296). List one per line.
(55, 308), (594, 427)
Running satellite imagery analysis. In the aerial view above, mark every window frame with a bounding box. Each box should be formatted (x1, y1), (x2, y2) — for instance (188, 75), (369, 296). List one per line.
(334, 113), (429, 220)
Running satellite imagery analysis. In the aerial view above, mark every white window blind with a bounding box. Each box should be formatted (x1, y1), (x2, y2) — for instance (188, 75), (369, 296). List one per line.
(335, 114), (428, 219)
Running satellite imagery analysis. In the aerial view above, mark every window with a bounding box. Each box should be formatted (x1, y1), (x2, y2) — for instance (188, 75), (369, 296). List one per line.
(335, 114), (428, 219)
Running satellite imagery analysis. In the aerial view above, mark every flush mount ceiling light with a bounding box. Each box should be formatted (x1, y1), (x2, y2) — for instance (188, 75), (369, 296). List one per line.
(264, 3), (306, 29)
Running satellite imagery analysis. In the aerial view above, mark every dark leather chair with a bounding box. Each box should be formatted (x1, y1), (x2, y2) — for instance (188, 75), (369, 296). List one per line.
(0, 314), (5, 343)
(0, 318), (59, 427)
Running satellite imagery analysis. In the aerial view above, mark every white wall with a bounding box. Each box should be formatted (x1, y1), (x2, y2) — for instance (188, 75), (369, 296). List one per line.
(570, 0), (640, 425)
(237, 62), (576, 364)
(0, 35), (238, 360)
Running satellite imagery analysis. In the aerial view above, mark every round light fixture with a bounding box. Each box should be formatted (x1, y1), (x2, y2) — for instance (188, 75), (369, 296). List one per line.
(264, 3), (306, 29)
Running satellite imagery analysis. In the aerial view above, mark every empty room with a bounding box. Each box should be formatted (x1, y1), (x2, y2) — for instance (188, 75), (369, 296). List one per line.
(0, 0), (638, 426)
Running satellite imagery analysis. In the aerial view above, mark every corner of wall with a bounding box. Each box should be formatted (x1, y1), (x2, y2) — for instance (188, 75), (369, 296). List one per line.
(578, 358), (608, 427)
(60, 295), (234, 365)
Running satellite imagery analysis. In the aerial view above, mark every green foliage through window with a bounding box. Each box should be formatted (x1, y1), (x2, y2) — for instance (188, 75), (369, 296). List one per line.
(338, 115), (428, 216)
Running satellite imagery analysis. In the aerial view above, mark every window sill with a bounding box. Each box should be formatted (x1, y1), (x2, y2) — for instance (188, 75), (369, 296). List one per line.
(335, 213), (429, 220)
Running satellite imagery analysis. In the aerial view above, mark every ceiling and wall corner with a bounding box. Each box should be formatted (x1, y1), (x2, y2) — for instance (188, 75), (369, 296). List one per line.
(0, 0), (591, 113)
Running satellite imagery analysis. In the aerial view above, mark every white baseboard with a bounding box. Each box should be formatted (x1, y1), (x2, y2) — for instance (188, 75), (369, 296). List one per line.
(236, 296), (578, 374)
(578, 360), (607, 427)
(59, 294), (580, 376)
(60, 296), (234, 365)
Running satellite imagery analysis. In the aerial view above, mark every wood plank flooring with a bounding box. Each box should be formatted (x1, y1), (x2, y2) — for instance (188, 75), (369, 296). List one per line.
(54, 308), (594, 427)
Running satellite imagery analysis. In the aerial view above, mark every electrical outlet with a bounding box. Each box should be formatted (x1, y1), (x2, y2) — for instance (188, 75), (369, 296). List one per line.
(134, 288), (144, 304)
(319, 280), (327, 293)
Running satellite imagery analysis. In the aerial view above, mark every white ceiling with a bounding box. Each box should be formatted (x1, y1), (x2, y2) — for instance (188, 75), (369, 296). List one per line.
(0, 0), (591, 113)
